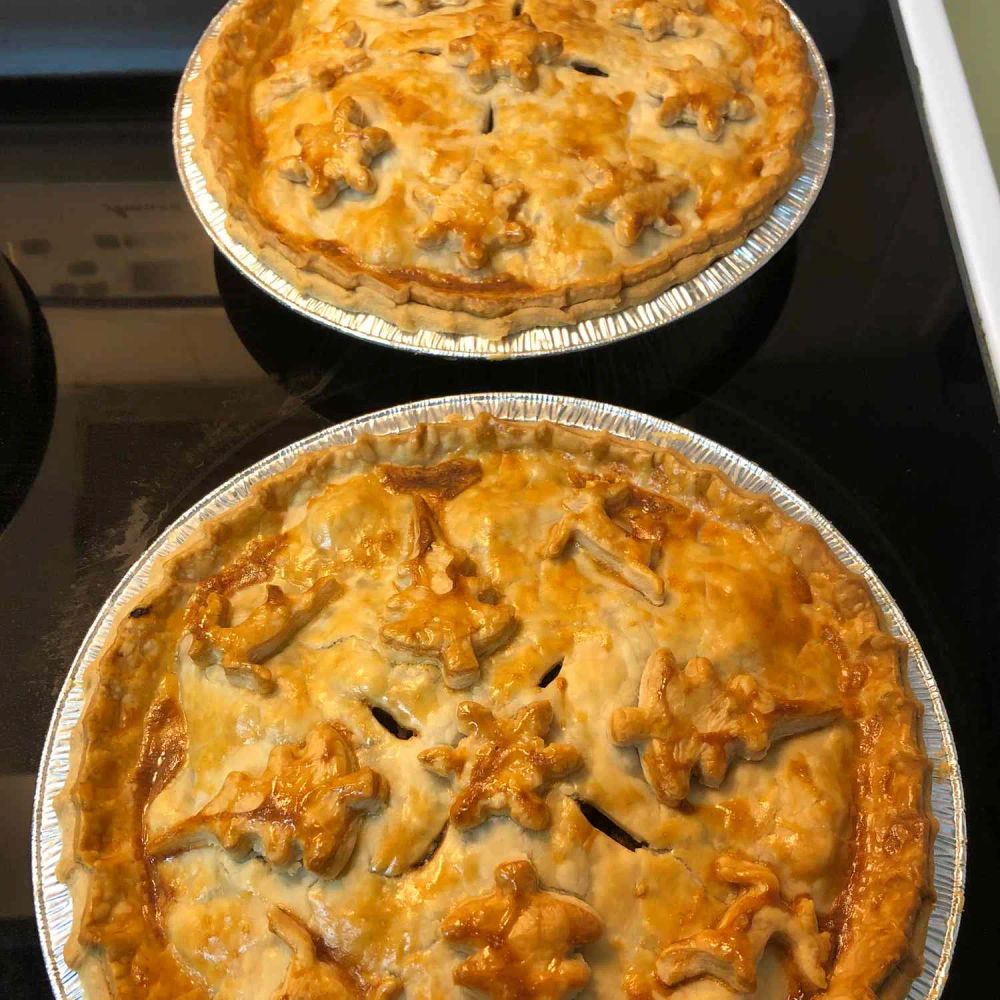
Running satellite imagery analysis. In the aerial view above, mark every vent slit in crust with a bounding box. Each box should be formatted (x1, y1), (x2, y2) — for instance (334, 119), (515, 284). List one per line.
(368, 704), (417, 740)
(537, 660), (563, 687)
(574, 798), (648, 852)
(570, 61), (610, 78)
(410, 823), (448, 872)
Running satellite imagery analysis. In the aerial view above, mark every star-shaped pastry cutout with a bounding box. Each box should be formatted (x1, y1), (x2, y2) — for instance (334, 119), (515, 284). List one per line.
(148, 722), (388, 878)
(268, 907), (402, 1000)
(278, 97), (393, 208)
(542, 482), (666, 604)
(413, 161), (531, 270)
(611, 0), (704, 41)
(448, 13), (564, 93)
(647, 56), (755, 141)
(419, 700), (582, 831)
(655, 854), (831, 995)
(186, 576), (340, 694)
(442, 859), (603, 999)
(578, 155), (688, 247)
(380, 497), (517, 688)
(376, 0), (468, 15)
(610, 649), (840, 805)
(262, 21), (368, 100)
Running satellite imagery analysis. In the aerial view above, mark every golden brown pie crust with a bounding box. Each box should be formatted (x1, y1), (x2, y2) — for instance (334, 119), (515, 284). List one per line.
(57, 415), (933, 999)
(188, 0), (817, 338)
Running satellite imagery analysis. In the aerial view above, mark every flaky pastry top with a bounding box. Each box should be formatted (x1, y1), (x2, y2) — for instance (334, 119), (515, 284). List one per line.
(190, 0), (816, 336)
(59, 416), (930, 999)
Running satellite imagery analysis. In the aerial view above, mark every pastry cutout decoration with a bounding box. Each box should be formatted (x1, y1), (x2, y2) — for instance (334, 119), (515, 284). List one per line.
(378, 457), (483, 500)
(263, 21), (368, 100)
(376, 0), (468, 15)
(611, 0), (704, 41)
(278, 98), (393, 208)
(610, 649), (840, 804)
(380, 496), (517, 687)
(647, 56), (755, 141)
(542, 482), (665, 604)
(186, 576), (340, 694)
(448, 13), (564, 93)
(442, 859), (603, 998)
(420, 700), (582, 830)
(414, 161), (532, 270)
(148, 723), (387, 878)
(578, 155), (688, 247)
(655, 854), (831, 995)
(269, 907), (402, 1000)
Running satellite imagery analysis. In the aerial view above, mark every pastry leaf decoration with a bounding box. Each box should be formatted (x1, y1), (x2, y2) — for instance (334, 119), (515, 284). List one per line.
(448, 13), (564, 93)
(148, 723), (387, 878)
(262, 21), (368, 100)
(542, 482), (666, 604)
(442, 859), (603, 999)
(647, 56), (755, 141)
(610, 649), (840, 804)
(380, 496), (517, 688)
(269, 907), (402, 1000)
(578, 155), (688, 246)
(420, 700), (582, 830)
(611, 0), (704, 41)
(279, 98), (393, 207)
(414, 161), (532, 270)
(654, 854), (831, 995)
(186, 576), (340, 694)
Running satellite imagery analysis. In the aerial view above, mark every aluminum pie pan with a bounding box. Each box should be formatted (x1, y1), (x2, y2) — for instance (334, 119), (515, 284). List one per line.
(34, 392), (963, 999)
(172, 3), (835, 360)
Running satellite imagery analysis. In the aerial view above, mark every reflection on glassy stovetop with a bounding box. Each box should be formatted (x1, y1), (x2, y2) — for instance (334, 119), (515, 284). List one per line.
(219, 241), (794, 421)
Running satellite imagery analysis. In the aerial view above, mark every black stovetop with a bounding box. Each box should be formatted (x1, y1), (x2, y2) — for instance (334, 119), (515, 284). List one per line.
(1, 1), (997, 996)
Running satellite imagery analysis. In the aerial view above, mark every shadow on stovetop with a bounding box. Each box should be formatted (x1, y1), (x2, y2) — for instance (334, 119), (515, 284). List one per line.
(216, 238), (797, 423)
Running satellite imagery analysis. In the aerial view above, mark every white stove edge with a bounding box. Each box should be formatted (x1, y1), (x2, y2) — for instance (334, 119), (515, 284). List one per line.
(892, 0), (1000, 409)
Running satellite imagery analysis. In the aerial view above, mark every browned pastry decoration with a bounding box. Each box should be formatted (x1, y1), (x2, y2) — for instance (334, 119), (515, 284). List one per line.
(448, 13), (564, 93)
(654, 854), (831, 995)
(611, 0), (704, 42)
(578, 156), (688, 247)
(185, 575), (340, 694)
(376, 0), (469, 15)
(610, 649), (840, 805)
(647, 56), (756, 141)
(542, 481), (665, 604)
(413, 161), (532, 270)
(442, 859), (603, 998)
(378, 456), (483, 500)
(261, 21), (368, 99)
(60, 415), (931, 1000)
(148, 723), (388, 877)
(420, 700), (582, 830)
(268, 908), (402, 1000)
(380, 495), (517, 687)
(278, 98), (393, 207)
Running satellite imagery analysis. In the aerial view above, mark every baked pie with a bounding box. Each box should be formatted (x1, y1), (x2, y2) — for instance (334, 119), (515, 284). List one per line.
(59, 415), (933, 999)
(187, 0), (817, 338)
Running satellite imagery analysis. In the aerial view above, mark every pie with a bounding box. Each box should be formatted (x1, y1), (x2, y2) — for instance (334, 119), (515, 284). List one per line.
(186, 0), (817, 338)
(58, 414), (933, 999)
